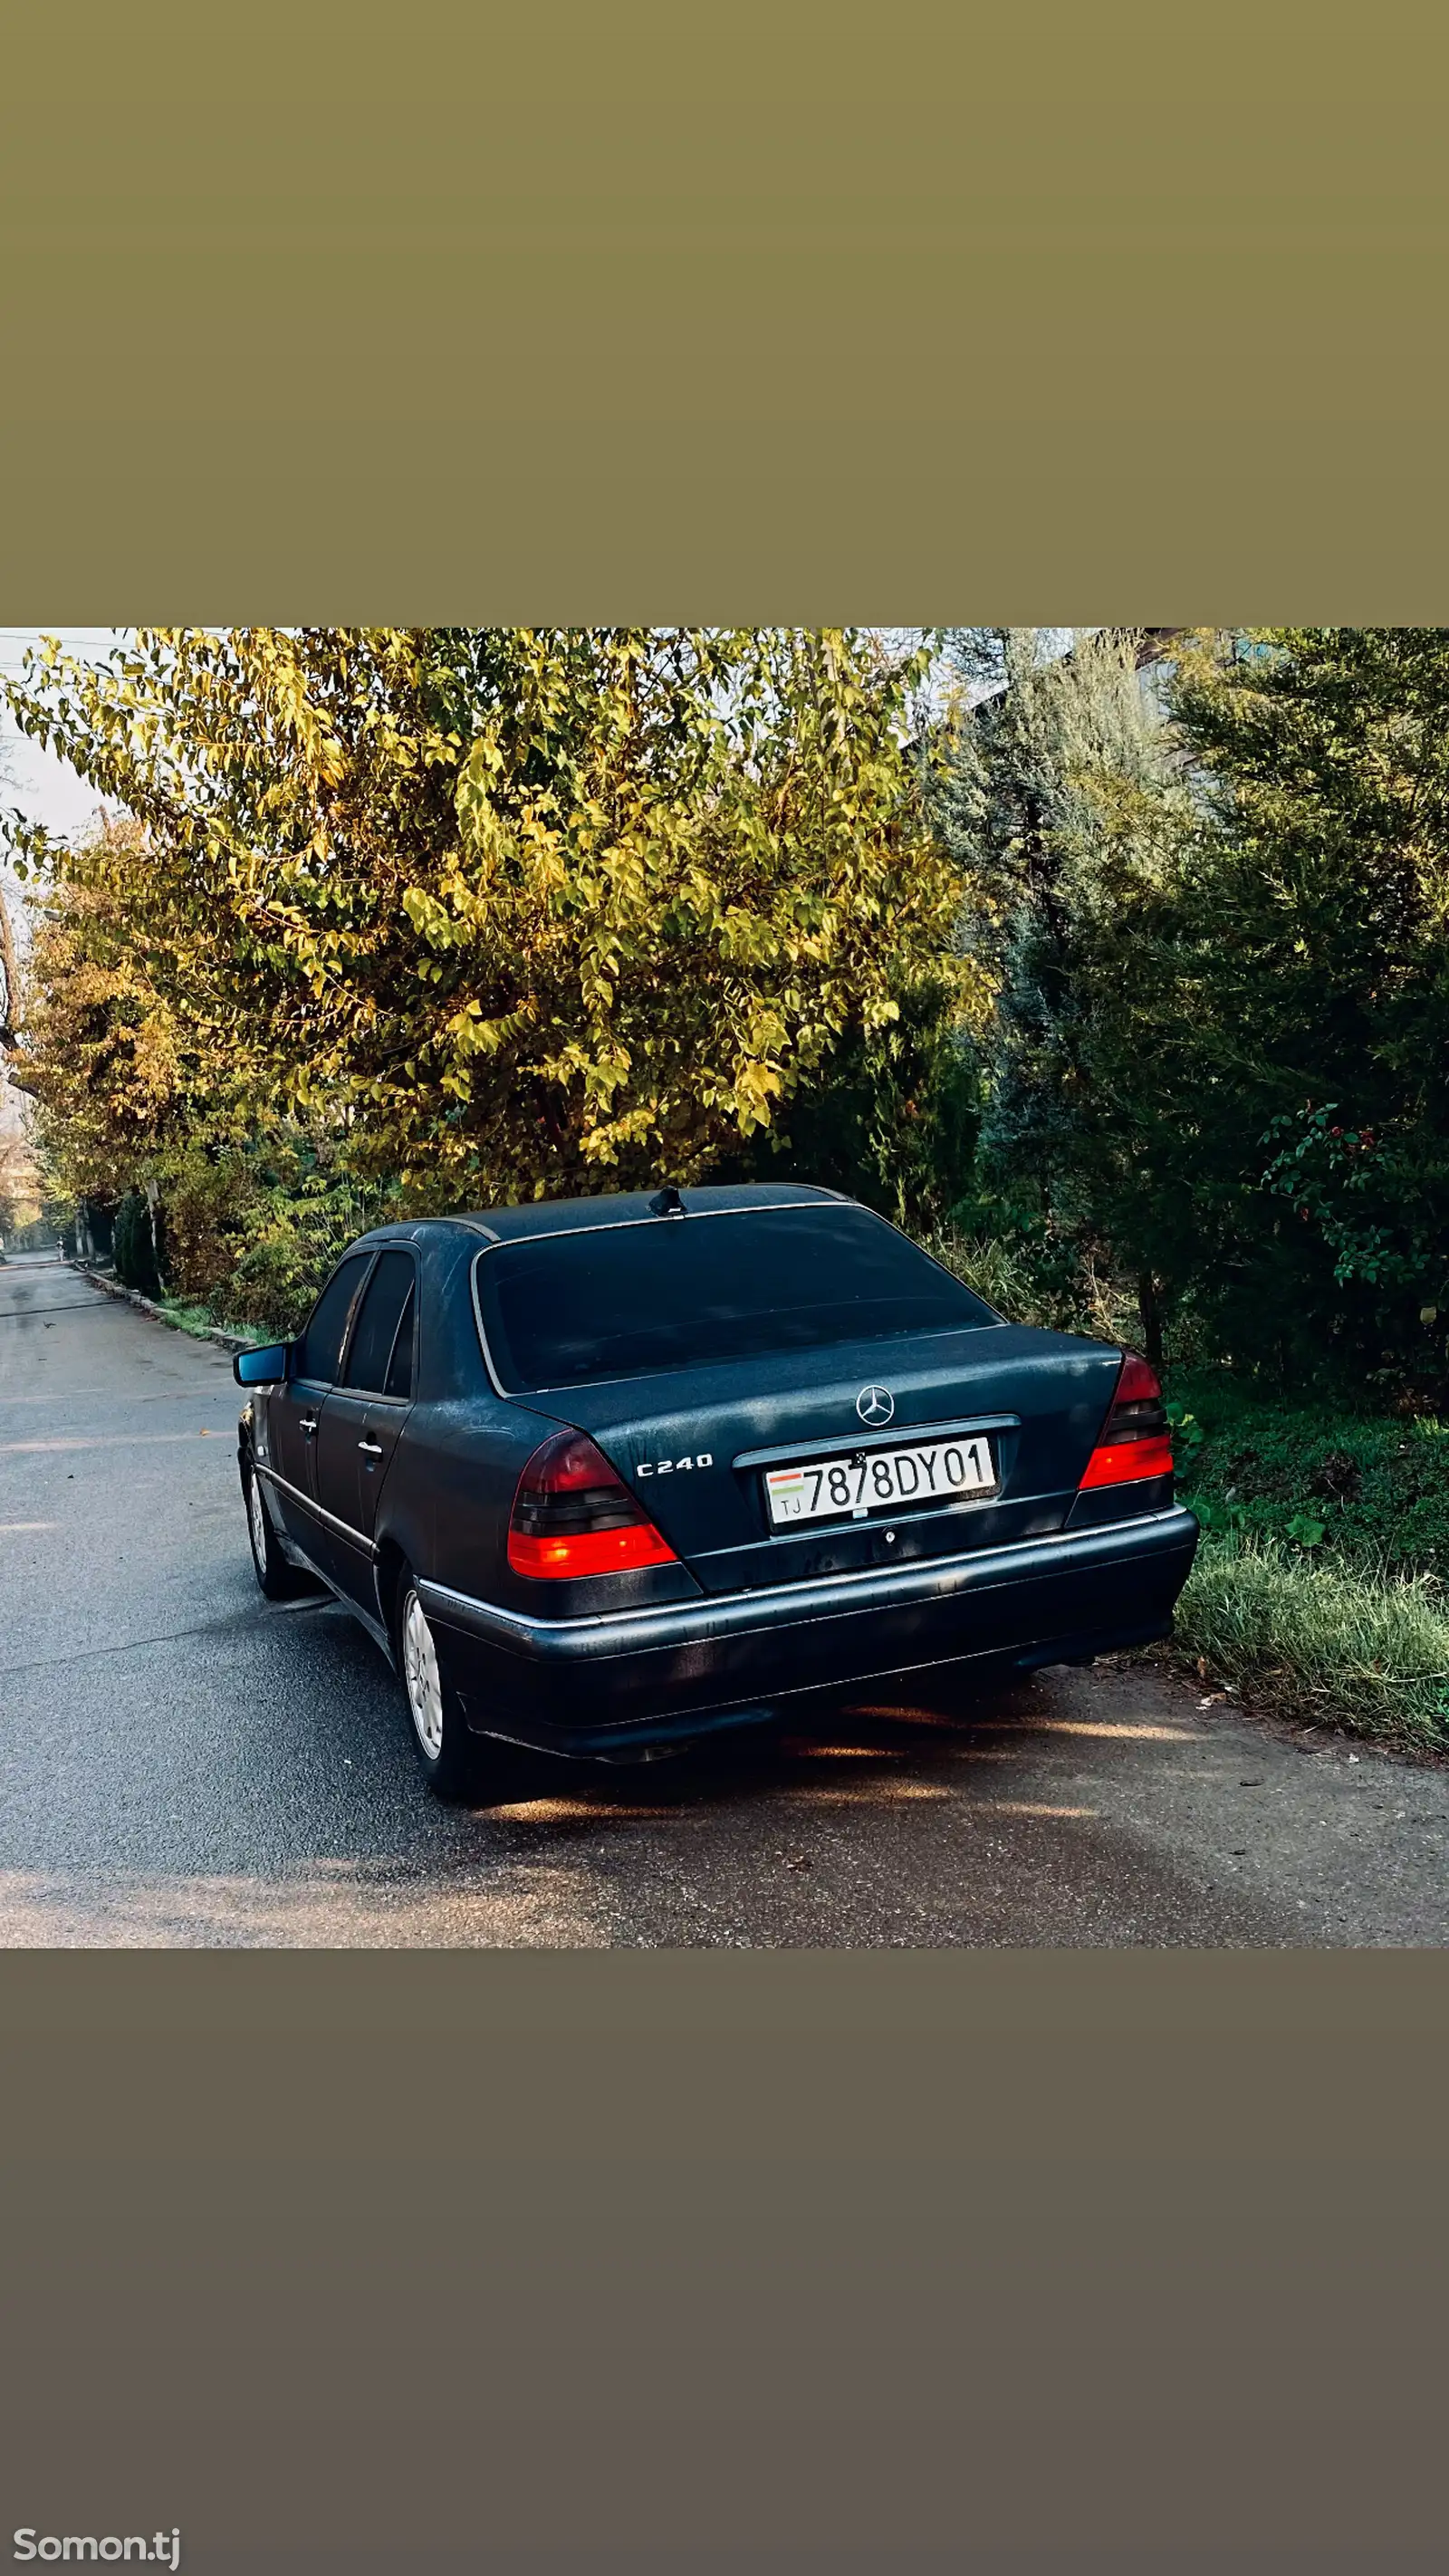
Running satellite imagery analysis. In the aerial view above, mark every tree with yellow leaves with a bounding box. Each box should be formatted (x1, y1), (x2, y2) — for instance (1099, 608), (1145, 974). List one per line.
(7, 630), (977, 1320)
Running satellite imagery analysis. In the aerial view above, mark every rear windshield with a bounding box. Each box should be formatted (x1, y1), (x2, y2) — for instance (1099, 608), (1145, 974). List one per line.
(474, 1206), (999, 1392)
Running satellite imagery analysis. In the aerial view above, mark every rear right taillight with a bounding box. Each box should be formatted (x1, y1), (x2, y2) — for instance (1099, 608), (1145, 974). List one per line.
(507, 1429), (678, 1579)
(1079, 1352), (1174, 1490)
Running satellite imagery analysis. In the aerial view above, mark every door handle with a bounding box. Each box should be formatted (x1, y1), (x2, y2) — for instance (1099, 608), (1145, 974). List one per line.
(357, 1438), (384, 1457)
(300, 1416), (319, 1437)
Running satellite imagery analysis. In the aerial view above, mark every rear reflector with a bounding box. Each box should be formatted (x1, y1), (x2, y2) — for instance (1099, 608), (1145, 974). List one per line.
(1079, 1353), (1174, 1491)
(507, 1429), (677, 1580)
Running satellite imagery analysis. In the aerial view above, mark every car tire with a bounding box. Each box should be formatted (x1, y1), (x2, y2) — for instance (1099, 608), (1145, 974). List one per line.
(242, 1450), (320, 1600)
(394, 1568), (483, 1801)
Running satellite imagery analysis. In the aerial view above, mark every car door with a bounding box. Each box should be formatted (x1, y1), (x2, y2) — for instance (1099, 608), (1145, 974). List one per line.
(264, 1251), (373, 1564)
(312, 1247), (417, 1606)
(356, 1259), (418, 1547)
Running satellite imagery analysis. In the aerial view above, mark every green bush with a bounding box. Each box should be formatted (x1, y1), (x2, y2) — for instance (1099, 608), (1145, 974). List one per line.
(220, 1172), (393, 1340)
(1167, 1368), (1449, 1577)
(926, 1227), (1079, 1332)
(724, 989), (981, 1231)
(925, 1220), (1140, 1345)
(155, 1138), (395, 1341)
(1170, 1531), (1449, 1752)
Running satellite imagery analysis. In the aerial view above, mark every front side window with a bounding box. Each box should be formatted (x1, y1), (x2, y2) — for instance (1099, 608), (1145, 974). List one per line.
(295, 1252), (372, 1385)
(475, 1206), (998, 1393)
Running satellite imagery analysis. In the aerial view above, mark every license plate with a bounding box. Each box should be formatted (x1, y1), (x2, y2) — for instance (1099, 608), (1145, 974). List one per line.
(764, 1436), (997, 1527)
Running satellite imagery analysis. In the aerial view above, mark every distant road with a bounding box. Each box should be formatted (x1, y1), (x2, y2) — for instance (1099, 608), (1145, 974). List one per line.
(3, 1251), (1448, 1947)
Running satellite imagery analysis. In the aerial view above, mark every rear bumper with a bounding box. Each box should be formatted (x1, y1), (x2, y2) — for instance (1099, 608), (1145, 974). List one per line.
(420, 1504), (1199, 1755)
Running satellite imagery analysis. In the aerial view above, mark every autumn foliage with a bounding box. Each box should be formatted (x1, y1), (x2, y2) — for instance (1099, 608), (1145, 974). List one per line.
(7, 629), (974, 1322)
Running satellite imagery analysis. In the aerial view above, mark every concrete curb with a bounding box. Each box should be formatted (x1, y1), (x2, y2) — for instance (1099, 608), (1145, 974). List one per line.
(72, 1261), (260, 1357)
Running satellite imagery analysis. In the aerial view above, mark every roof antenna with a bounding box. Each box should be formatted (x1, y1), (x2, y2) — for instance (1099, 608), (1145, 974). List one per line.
(648, 1185), (686, 1217)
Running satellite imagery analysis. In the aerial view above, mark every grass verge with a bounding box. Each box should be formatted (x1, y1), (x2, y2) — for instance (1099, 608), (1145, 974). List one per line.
(1161, 1529), (1449, 1754)
(156, 1294), (262, 1346)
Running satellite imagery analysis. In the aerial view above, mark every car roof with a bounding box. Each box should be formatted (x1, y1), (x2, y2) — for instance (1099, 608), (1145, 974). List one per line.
(347, 1181), (850, 1255)
(456, 1181), (848, 1243)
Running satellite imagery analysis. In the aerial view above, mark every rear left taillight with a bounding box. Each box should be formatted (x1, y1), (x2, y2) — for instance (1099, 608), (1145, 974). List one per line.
(507, 1429), (678, 1580)
(1079, 1352), (1174, 1490)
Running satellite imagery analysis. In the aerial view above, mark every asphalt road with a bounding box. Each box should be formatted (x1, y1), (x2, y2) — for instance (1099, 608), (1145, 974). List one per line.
(4, 1250), (1449, 1946)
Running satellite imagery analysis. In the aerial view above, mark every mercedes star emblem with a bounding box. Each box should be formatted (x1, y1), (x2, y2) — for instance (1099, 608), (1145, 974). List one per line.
(856, 1384), (896, 1427)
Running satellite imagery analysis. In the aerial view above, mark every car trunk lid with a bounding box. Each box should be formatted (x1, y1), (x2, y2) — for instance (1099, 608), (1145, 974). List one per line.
(522, 1324), (1124, 1595)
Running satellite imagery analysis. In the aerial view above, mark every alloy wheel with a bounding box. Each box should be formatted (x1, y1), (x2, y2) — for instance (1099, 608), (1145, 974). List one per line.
(247, 1467), (271, 1572)
(401, 1587), (445, 1761)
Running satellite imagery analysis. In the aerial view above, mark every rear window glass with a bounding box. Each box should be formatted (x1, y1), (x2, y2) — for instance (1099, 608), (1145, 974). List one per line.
(384, 1282), (416, 1399)
(475, 1206), (998, 1392)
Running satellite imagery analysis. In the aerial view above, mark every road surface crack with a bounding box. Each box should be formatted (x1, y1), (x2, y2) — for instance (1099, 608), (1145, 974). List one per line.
(0, 1600), (334, 1678)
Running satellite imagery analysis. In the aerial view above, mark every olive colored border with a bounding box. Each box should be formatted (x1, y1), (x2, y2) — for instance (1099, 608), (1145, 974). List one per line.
(4, 1953), (1449, 2564)
(5, 3), (1449, 611)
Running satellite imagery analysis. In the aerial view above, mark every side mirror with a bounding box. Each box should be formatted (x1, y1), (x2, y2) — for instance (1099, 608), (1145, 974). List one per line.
(234, 1341), (292, 1387)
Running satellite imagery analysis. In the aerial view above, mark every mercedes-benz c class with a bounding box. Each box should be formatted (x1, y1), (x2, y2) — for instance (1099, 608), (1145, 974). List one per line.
(235, 1185), (1198, 1795)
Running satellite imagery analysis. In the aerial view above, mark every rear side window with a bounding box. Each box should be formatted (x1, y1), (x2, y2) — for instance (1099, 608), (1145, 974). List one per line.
(384, 1282), (416, 1399)
(475, 1206), (997, 1393)
(343, 1251), (417, 1394)
(296, 1252), (371, 1384)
